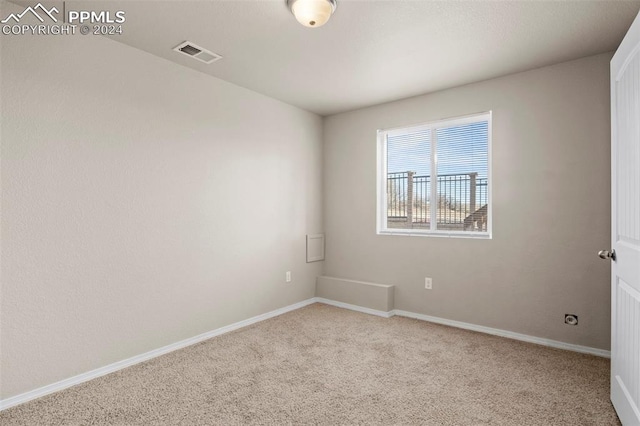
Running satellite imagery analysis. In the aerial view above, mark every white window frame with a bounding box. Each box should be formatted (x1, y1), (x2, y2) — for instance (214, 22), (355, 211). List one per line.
(376, 111), (492, 239)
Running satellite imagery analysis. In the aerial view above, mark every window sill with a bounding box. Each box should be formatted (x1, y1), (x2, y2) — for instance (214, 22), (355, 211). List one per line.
(377, 229), (492, 239)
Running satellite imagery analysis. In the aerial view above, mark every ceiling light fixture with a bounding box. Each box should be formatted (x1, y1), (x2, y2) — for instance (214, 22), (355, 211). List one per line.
(287, 0), (337, 28)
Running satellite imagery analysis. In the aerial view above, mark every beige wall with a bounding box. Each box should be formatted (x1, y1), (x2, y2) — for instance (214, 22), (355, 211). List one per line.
(0, 12), (323, 398)
(323, 53), (612, 350)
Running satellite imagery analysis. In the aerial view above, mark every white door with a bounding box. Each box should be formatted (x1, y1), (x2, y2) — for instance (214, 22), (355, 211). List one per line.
(610, 10), (640, 425)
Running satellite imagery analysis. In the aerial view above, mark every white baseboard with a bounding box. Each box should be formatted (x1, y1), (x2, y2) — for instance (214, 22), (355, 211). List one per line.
(394, 309), (610, 358)
(315, 297), (394, 318)
(314, 299), (610, 358)
(1, 296), (610, 411)
(0, 298), (317, 412)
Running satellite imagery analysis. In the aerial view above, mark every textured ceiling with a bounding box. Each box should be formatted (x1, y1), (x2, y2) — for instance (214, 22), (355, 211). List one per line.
(45, 1), (640, 115)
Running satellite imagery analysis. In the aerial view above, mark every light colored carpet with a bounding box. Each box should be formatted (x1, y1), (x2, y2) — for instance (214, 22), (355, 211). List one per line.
(0, 303), (619, 425)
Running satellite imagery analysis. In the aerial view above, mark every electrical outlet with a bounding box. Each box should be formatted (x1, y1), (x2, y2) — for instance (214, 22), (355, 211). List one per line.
(286, 271), (292, 283)
(564, 314), (578, 325)
(425, 277), (432, 290)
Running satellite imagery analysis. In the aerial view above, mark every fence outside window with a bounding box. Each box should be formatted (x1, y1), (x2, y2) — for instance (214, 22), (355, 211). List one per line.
(387, 171), (488, 231)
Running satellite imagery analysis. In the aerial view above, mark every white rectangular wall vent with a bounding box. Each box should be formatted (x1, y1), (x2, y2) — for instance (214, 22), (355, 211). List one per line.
(173, 41), (222, 64)
(306, 234), (325, 263)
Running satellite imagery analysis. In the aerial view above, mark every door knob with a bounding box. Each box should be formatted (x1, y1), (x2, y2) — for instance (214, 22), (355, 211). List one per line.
(598, 249), (616, 261)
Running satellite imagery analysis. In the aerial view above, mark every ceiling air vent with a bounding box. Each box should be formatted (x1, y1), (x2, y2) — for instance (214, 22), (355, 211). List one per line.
(173, 41), (222, 64)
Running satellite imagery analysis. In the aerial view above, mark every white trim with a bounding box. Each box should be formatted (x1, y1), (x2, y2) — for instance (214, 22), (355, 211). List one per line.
(379, 111), (492, 135)
(393, 309), (610, 358)
(377, 229), (491, 239)
(0, 298), (317, 412)
(315, 298), (394, 318)
(376, 130), (388, 234)
(485, 111), (493, 236)
(313, 298), (609, 358)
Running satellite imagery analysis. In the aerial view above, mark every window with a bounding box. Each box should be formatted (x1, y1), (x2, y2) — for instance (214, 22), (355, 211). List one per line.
(377, 112), (491, 238)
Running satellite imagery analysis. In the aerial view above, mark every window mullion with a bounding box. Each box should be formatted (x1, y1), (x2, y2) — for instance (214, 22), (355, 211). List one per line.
(430, 128), (438, 231)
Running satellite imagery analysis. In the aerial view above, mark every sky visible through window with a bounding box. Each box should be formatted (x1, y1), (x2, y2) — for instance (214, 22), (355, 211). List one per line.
(387, 121), (488, 179)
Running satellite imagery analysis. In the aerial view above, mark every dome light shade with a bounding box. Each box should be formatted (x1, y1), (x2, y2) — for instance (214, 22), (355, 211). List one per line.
(287, 0), (337, 28)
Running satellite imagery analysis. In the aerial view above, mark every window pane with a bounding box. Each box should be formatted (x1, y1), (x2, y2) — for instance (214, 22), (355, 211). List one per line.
(435, 121), (489, 232)
(387, 129), (431, 230)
